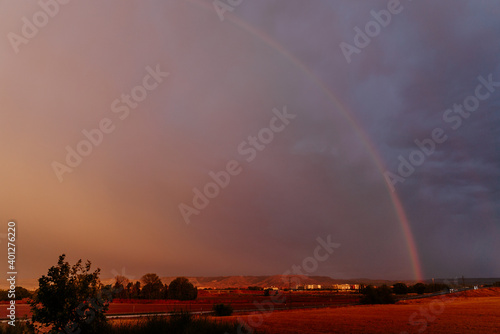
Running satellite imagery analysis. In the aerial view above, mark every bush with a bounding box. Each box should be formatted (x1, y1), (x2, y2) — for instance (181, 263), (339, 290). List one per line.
(0, 320), (33, 334)
(413, 282), (426, 295)
(212, 303), (233, 316)
(392, 283), (408, 295)
(94, 314), (256, 334)
(28, 254), (111, 334)
(0, 287), (32, 301)
(426, 283), (450, 293)
(168, 277), (198, 301)
(361, 285), (395, 304)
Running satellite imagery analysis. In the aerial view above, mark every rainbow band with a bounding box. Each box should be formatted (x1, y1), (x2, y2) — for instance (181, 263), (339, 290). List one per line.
(187, 0), (424, 281)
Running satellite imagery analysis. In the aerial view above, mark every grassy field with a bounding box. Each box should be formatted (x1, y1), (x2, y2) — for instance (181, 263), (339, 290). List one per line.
(219, 288), (500, 334)
(2, 288), (498, 333)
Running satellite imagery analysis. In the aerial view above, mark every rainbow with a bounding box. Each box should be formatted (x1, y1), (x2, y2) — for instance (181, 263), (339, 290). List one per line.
(186, 0), (424, 281)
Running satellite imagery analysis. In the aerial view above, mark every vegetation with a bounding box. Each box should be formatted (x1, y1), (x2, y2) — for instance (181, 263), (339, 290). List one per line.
(425, 283), (450, 293)
(412, 282), (426, 295)
(212, 303), (234, 316)
(0, 314), (258, 334)
(141, 273), (165, 299)
(102, 313), (255, 334)
(360, 285), (395, 304)
(28, 254), (111, 333)
(112, 275), (196, 301)
(392, 282), (408, 295)
(0, 320), (32, 334)
(168, 277), (198, 300)
(0, 287), (32, 301)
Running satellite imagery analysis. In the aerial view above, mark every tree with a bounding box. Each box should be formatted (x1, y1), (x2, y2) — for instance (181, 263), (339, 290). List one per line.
(28, 254), (111, 333)
(212, 303), (233, 316)
(113, 275), (129, 299)
(360, 285), (395, 304)
(392, 283), (408, 295)
(161, 283), (169, 299)
(0, 286), (32, 301)
(413, 282), (426, 295)
(131, 281), (142, 299)
(168, 277), (198, 300)
(141, 273), (164, 299)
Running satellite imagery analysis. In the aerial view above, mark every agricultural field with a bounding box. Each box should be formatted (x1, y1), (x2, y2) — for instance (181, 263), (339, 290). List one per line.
(0, 289), (360, 319)
(228, 288), (500, 334)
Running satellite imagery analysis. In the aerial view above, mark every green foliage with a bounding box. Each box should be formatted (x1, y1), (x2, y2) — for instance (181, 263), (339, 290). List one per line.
(413, 282), (426, 295)
(392, 282), (408, 295)
(28, 254), (110, 334)
(212, 303), (233, 316)
(140, 273), (164, 299)
(168, 277), (198, 300)
(360, 285), (395, 304)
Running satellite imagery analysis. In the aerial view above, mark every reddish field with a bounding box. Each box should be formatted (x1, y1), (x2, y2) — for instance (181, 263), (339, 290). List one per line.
(0, 290), (359, 319)
(224, 288), (500, 334)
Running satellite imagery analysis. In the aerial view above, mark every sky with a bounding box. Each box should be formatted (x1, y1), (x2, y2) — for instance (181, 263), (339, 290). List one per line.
(0, 0), (499, 283)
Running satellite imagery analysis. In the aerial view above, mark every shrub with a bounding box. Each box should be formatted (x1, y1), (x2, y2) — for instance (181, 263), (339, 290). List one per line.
(392, 283), (408, 295)
(28, 254), (111, 333)
(168, 277), (198, 300)
(413, 282), (426, 295)
(212, 303), (233, 316)
(96, 314), (255, 334)
(361, 285), (395, 304)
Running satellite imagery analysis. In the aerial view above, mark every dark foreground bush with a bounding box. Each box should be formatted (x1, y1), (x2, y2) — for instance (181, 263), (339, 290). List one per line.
(99, 313), (248, 334)
(1, 313), (256, 334)
(361, 285), (396, 304)
(0, 321), (32, 334)
(212, 303), (234, 316)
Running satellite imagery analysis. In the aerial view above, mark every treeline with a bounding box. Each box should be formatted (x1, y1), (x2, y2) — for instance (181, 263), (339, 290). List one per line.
(113, 274), (197, 301)
(360, 282), (458, 305)
(0, 286), (32, 301)
(391, 282), (451, 295)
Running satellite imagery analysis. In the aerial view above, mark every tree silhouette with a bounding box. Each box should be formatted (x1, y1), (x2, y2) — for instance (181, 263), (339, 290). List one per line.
(392, 282), (408, 295)
(413, 282), (426, 295)
(168, 277), (198, 300)
(113, 275), (129, 299)
(141, 273), (164, 299)
(28, 254), (110, 333)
